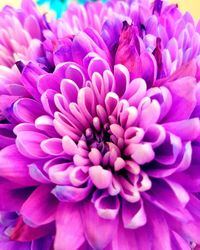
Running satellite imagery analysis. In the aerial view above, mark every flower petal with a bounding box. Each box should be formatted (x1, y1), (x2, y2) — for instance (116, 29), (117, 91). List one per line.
(122, 200), (147, 229)
(0, 145), (37, 185)
(21, 185), (58, 227)
(54, 203), (84, 250)
(81, 201), (118, 249)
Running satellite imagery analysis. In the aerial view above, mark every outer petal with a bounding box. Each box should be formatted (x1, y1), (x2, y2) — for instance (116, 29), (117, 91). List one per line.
(162, 77), (197, 122)
(146, 202), (172, 250)
(145, 179), (191, 221)
(0, 184), (33, 211)
(0, 145), (37, 186)
(11, 217), (54, 242)
(110, 219), (138, 250)
(81, 201), (118, 249)
(21, 185), (58, 227)
(54, 203), (85, 250)
(122, 200), (147, 229)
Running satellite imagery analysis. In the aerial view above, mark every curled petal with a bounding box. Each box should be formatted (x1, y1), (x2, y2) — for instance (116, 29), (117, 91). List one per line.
(94, 191), (120, 220)
(89, 166), (112, 189)
(52, 181), (92, 202)
(122, 200), (147, 229)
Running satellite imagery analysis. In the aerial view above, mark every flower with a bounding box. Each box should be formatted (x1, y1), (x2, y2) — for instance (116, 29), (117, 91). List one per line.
(0, 0), (200, 249)
(0, 0), (50, 122)
(1, 52), (200, 249)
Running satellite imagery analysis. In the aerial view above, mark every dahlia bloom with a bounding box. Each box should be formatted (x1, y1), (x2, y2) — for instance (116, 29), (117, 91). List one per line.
(0, 0), (200, 250)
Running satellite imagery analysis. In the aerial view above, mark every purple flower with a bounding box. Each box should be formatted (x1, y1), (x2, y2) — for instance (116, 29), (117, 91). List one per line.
(0, 0), (200, 249)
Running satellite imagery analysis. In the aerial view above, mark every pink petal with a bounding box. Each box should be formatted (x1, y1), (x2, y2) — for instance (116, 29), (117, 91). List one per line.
(89, 166), (112, 189)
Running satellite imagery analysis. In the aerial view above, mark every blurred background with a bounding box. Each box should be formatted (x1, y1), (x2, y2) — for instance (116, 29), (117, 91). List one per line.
(0, 0), (199, 21)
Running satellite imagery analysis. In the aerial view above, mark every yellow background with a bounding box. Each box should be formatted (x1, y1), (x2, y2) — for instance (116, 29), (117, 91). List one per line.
(0, 0), (199, 21)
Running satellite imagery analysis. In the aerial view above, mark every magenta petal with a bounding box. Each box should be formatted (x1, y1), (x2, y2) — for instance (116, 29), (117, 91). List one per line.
(93, 191), (120, 219)
(13, 98), (44, 123)
(40, 138), (64, 156)
(0, 184), (33, 211)
(0, 145), (37, 186)
(122, 200), (147, 229)
(11, 216), (54, 242)
(114, 64), (129, 97)
(38, 74), (60, 94)
(163, 77), (197, 122)
(21, 62), (45, 100)
(0, 241), (30, 250)
(81, 201), (119, 249)
(89, 166), (112, 189)
(52, 181), (92, 202)
(146, 203), (172, 250)
(65, 64), (86, 88)
(55, 203), (84, 250)
(110, 219), (138, 250)
(0, 124), (16, 149)
(140, 52), (157, 87)
(171, 231), (191, 250)
(163, 118), (200, 141)
(21, 185), (58, 227)
(16, 130), (48, 159)
(145, 179), (190, 221)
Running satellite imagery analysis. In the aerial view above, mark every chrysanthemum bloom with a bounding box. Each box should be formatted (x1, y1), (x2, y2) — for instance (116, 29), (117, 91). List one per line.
(0, 51), (199, 249)
(0, 0), (51, 120)
(48, 0), (200, 78)
(0, 0), (53, 154)
(0, 0), (200, 249)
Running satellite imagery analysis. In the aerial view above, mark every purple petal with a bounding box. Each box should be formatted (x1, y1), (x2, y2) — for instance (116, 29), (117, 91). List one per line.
(146, 203), (172, 250)
(145, 179), (191, 221)
(110, 219), (138, 250)
(38, 74), (60, 94)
